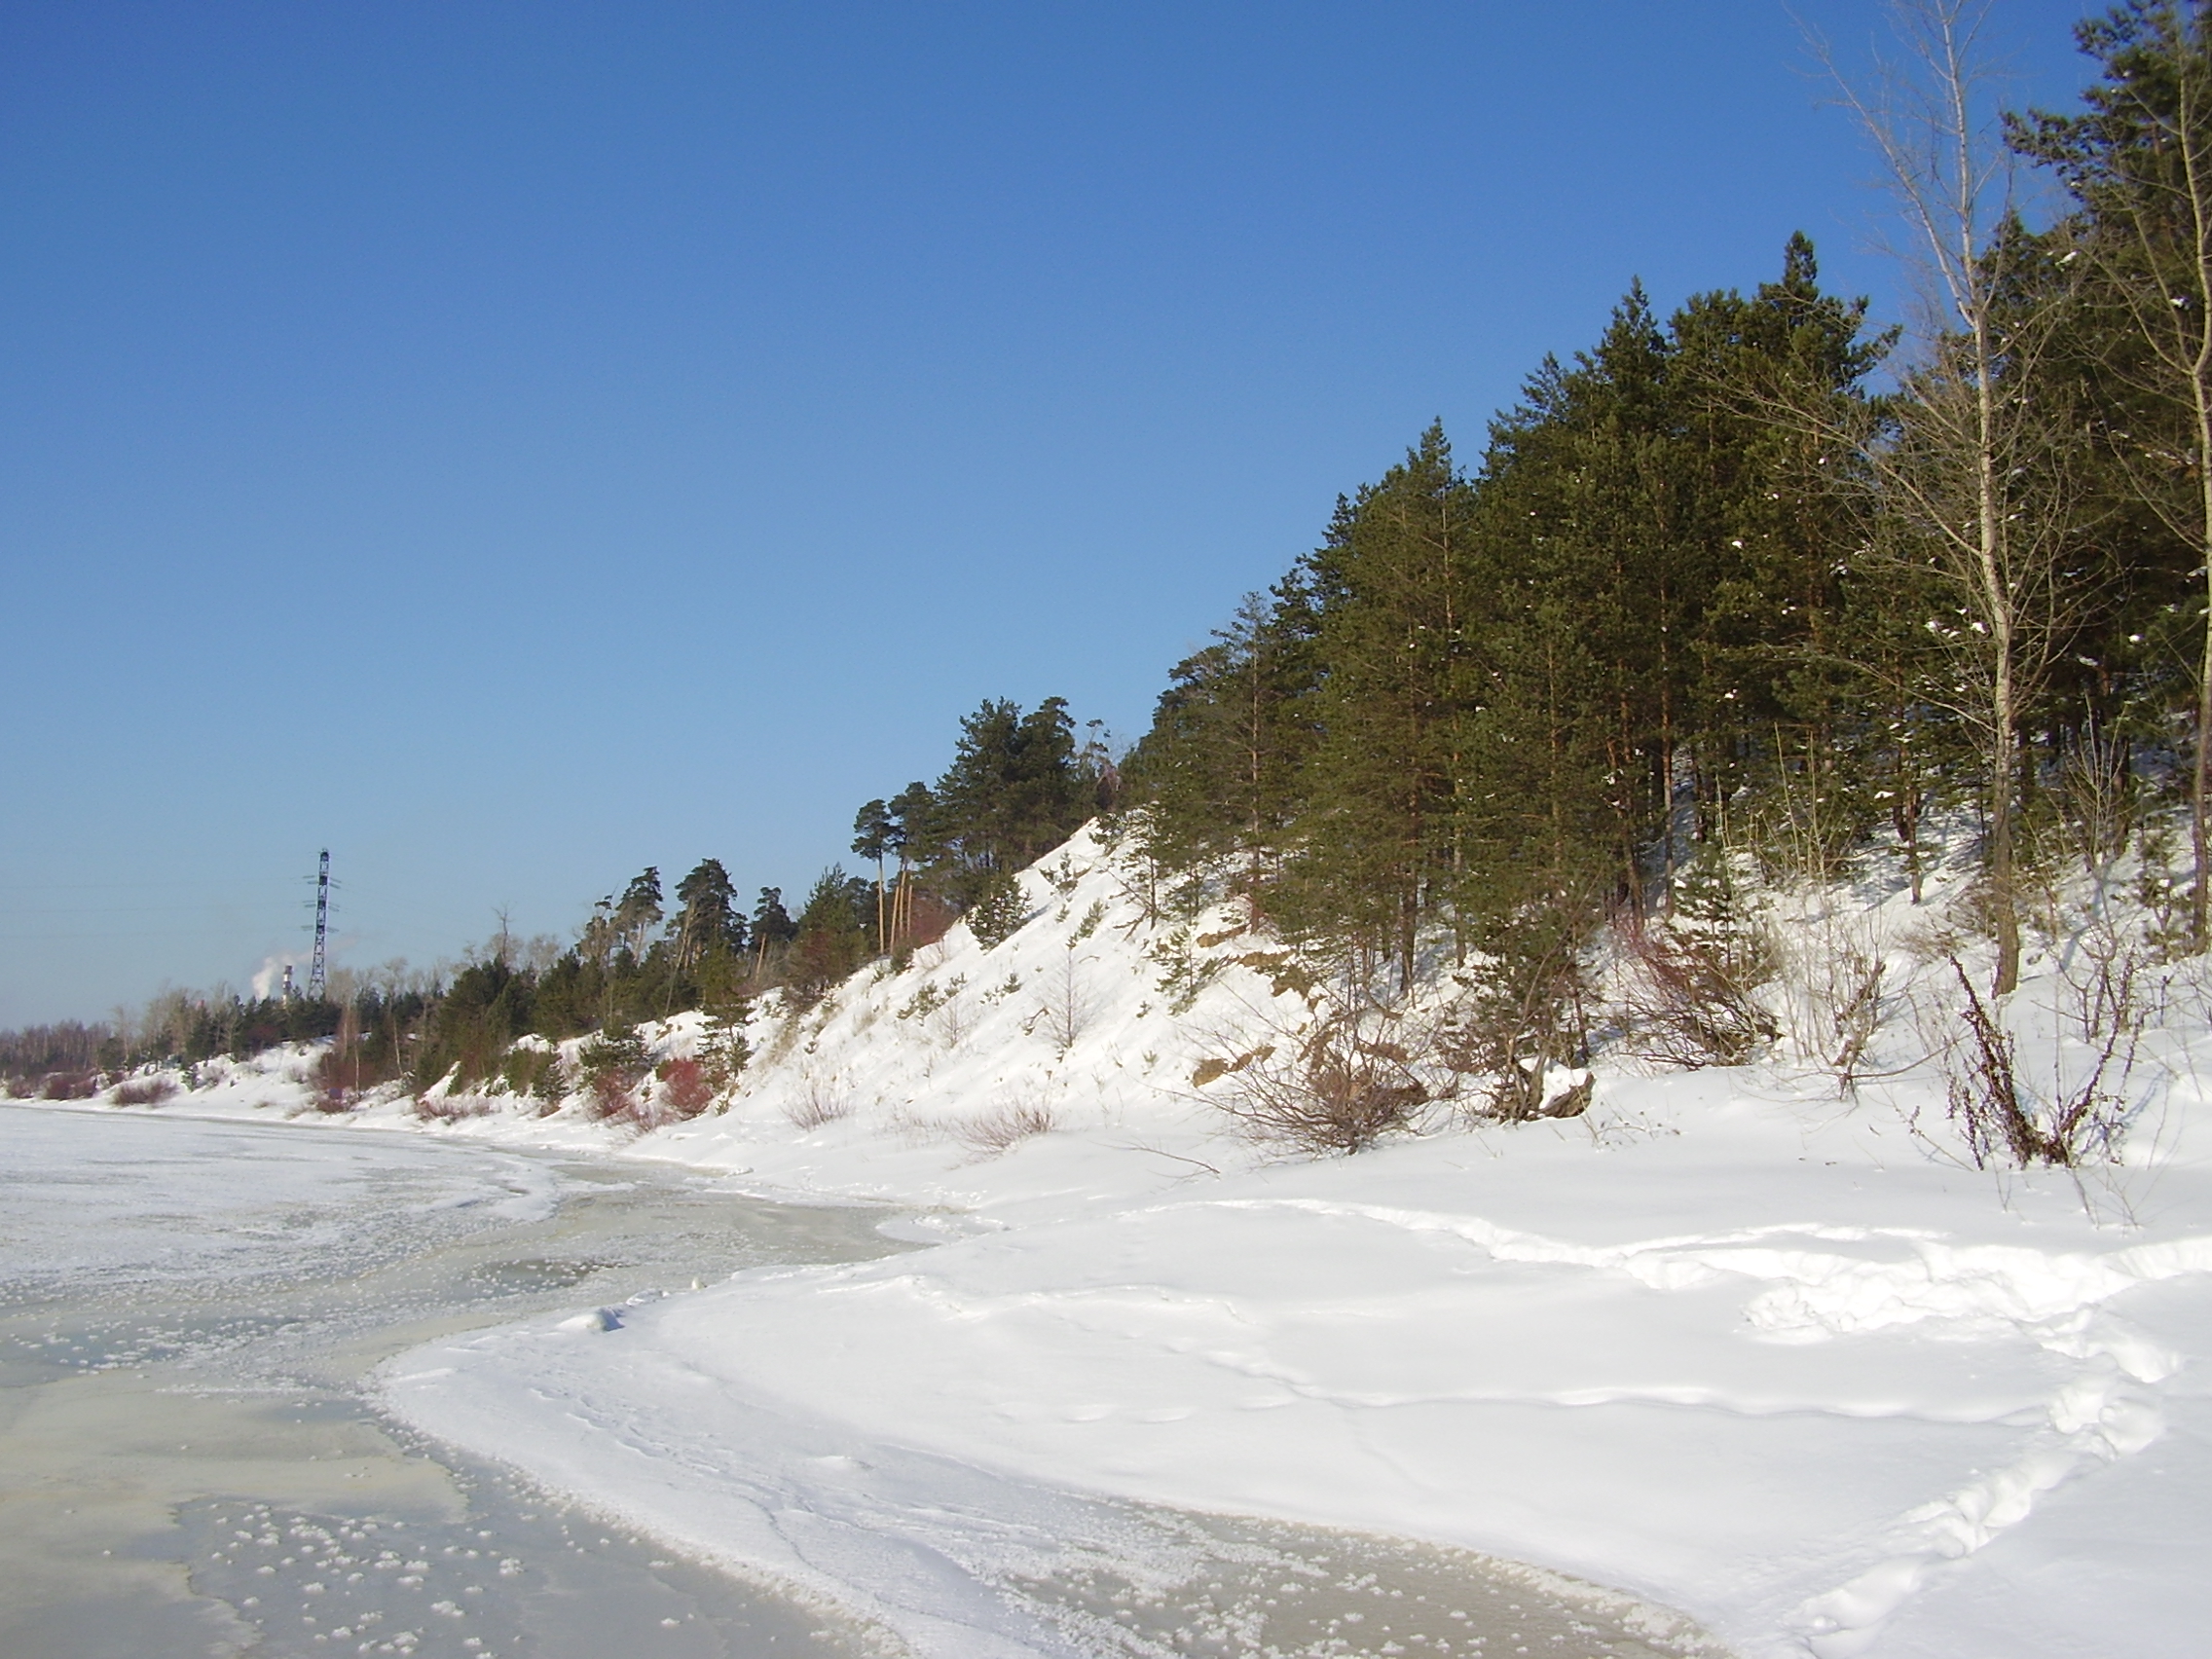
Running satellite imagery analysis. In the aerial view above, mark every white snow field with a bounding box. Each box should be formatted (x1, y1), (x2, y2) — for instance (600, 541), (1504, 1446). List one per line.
(80, 824), (2212, 1657)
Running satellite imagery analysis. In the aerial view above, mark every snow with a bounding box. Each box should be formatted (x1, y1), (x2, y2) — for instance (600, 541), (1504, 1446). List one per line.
(0, 1101), (563, 1292)
(62, 824), (2212, 1657)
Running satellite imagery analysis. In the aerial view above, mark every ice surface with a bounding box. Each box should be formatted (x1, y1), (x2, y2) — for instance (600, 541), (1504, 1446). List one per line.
(0, 1106), (901, 1657)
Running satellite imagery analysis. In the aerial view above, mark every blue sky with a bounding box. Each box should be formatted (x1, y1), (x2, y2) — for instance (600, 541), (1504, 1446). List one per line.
(0, 1), (2099, 1024)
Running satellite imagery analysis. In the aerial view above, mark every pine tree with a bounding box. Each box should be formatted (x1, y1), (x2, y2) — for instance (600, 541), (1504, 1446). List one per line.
(1128, 585), (1318, 889)
(851, 800), (894, 957)
(921, 697), (1096, 909)
(1280, 423), (1482, 986)
(671, 859), (742, 970)
(750, 887), (796, 979)
(2012, 0), (2212, 942)
(613, 868), (663, 961)
(887, 782), (933, 951)
(1673, 234), (1891, 873)
(786, 867), (872, 1004)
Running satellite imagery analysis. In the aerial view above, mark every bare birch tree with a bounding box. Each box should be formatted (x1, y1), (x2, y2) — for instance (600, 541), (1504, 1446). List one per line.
(1815, 0), (2084, 994)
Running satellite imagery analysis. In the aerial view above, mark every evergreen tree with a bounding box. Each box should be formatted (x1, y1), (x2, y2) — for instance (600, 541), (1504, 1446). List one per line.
(1280, 423), (1482, 984)
(852, 799), (894, 956)
(414, 955), (535, 1089)
(2012, 0), (2212, 940)
(750, 887), (797, 977)
(785, 867), (873, 1004)
(1129, 584), (1319, 887)
(887, 781), (933, 951)
(671, 859), (744, 969)
(1673, 234), (1891, 870)
(613, 867), (663, 960)
(919, 696), (1098, 908)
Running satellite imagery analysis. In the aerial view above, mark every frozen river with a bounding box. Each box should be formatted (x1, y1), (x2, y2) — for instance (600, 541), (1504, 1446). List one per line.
(1, 1104), (1706, 1659)
(0, 1104), (903, 1658)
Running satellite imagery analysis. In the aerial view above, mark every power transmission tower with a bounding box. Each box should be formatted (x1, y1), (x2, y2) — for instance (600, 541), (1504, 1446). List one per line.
(308, 849), (331, 1000)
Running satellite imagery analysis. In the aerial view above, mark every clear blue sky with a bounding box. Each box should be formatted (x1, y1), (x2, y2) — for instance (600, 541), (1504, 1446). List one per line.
(0, 1), (2098, 1024)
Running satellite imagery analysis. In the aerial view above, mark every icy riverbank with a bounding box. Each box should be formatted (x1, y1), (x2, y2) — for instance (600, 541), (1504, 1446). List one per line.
(0, 1105), (904, 1658)
(64, 825), (2212, 1657)
(379, 1085), (2212, 1659)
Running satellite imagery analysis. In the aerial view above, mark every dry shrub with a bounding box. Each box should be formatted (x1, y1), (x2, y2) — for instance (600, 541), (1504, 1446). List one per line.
(1617, 924), (1777, 1069)
(40, 1071), (98, 1100)
(901, 891), (959, 954)
(953, 1095), (1058, 1152)
(3, 1076), (34, 1099)
(414, 1092), (494, 1123)
(933, 987), (974, 1049)
(786, 1077), (853, 1129)
(1214, 1013), (1429, 1154)
(1191, 1045), (1274, 1088)
(1940, 957), (2133, 1169)
(655, 1056), (716, 1119)
(2046, 722), (2138, 883)
(2059, 912), (2160, 1046)
(1036, 948), (1093, 1052)
(587, 1067), (641, 1121)
(312, 1061), (362, 1113)
(111, 1076), (177, 1107)
(1774, 911), (1891, 1089)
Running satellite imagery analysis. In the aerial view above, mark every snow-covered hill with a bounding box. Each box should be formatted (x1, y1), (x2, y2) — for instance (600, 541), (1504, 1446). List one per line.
(69, 821), (2212, 1658)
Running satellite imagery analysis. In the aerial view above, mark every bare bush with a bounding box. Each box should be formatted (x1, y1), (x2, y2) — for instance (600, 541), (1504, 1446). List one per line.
(110, 1076), (177, 1107)
(587, 1068), (641, 1122)
(932, 984), (974, 1050)
(2057, 910), (2161, 1048)
(1618, 938), (1774, 1068)
(1822, 945), (1888, 1088)
(611, 1062), (719, 1132)
(1211, 1007), (1431, 1154)
(414, 1091), (494, 1123)
(1939, 957), (2133, 1169)
(1774, 910), (1892, 1089)
(2046, 723), (2138, 886)
(40, 1071), (98, 1100)
(1610, 889), (1778, 1070)
(952, 1094), (1058, 1152)
(654, 1056), (717, 1119)
(786, 1077), (853, 1129)
(1037, 948), (1093, 1053)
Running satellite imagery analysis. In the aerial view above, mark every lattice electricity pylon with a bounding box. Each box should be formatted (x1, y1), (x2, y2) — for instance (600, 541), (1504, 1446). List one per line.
(308, 849), (331, 1000)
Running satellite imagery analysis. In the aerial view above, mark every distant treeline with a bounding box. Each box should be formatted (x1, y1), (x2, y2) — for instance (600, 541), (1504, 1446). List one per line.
(3, 694), (1117, 1099)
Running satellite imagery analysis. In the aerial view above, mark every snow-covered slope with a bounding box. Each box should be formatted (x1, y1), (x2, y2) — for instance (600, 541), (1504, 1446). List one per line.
(75, 822), (2212, 1658)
